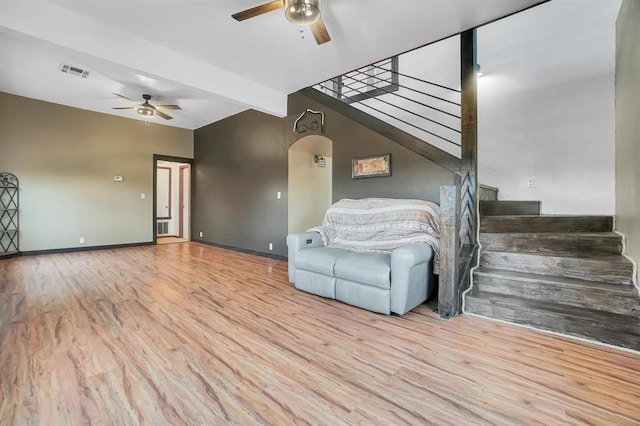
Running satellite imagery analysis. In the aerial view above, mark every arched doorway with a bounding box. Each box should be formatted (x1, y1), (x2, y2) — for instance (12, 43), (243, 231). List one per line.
(288, 135), (333, 233)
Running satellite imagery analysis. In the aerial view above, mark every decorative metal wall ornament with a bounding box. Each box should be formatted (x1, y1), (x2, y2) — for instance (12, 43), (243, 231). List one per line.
(0, 172), (18, 188)
(293, 109), (325, 134)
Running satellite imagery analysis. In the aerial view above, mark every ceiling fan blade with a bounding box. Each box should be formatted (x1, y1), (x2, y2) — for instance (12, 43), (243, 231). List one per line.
(155, 105), (182, 110)
(310, 17), (331, 45)
(113, 93), (138, 103)
(112, 106), (135, 110)
(232, 0), (283, 21)
(155, 110), (173, 120)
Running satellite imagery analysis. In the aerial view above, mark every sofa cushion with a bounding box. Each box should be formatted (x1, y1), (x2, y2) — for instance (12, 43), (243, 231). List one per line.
(334, 252), (391, 289)
(295, 270), (336, 299)
(336, 279), (390, 314)
(294, 247), (348, 276)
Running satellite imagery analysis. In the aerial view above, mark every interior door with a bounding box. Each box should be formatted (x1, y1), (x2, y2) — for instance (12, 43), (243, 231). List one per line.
(156, 167), (171, 220)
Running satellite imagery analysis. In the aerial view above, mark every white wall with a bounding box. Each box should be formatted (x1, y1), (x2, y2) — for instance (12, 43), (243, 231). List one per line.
(615, 0), (640, 284)
(288, 136), (333, 233)
(331, 0), (620, 215)
(477, 0), (621, 214)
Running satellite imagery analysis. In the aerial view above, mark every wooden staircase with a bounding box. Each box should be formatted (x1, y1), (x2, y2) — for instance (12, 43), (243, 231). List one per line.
(465, 200), (640, 351)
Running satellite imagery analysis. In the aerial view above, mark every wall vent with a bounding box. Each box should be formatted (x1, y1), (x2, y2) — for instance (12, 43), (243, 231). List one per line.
(156, 221), (169, 236)
(59, 64), (90, 78)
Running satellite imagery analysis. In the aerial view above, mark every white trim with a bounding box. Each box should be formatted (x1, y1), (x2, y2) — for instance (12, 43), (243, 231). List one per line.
(614, 229), (639, 292)
(464, 312), (640, 356)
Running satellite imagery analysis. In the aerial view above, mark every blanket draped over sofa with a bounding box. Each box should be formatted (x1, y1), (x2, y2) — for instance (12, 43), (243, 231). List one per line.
(287, 198), (440, 315)
(308, 198), (440, 274)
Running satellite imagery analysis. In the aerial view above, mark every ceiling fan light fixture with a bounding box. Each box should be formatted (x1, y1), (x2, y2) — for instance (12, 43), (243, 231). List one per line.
(137, 105), (155, 117)
(284, 0), (321, 26)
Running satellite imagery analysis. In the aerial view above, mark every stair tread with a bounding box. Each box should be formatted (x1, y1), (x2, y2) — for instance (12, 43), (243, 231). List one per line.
(484, 214), (611, 218)
(474, 267), (640, 295)
(480, 215), (613, 233)
(480, 200), (539, 203)
(481, 231), (620, 237)
(466, 290), (640, 333)
(479, 232), (623, 257)
(481, 251), (634, 285)
(482, 250), (633, 262)
(479, 200), (541, 216)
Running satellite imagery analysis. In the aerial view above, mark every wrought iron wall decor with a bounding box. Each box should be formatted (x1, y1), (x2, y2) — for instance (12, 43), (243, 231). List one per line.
(0, 172), (19, 257)
(293, 108), (325, 134)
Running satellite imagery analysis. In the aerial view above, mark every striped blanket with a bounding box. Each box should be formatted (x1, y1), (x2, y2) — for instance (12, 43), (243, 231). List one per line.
(309, 198), (440, 274)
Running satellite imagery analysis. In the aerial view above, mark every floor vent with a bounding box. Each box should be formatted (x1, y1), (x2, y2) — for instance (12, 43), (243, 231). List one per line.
(59, 64), (90, 78)
(157, 221), (169, 236)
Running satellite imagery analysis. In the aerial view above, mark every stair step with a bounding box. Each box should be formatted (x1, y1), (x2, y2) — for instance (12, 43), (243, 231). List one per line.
(480, 215), (612, 233)
(465, 291), (640, 351)
(479, 232), (622, 256)
(473, 268), (640, 316)
(480, 251), (634, 285)
(478, 185), (499, 201)
(479, 200), (540, 216)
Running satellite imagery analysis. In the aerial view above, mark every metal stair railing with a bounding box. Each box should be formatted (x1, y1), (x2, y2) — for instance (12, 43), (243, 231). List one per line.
(314, 56), (462, 151)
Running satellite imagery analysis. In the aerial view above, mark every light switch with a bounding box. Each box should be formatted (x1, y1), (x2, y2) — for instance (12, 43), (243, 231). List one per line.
(140, 193), (146, 200)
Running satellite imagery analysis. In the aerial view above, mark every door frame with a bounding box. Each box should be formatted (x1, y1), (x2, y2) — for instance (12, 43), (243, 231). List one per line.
(152, 154), (194, 244)
(178, 164), (190, 238)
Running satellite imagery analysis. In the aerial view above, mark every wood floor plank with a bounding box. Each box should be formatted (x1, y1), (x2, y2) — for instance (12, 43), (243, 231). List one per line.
(1, 243), (639, 424)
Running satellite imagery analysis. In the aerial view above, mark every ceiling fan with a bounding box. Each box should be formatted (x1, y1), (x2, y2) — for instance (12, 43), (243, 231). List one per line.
(112, 93), (181, 120)
(232, 0), (331, 45)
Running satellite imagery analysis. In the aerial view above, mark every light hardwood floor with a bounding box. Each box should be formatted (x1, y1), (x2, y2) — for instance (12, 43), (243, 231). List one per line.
(1, 243), (639, 425)
(157, 236), (189, 245)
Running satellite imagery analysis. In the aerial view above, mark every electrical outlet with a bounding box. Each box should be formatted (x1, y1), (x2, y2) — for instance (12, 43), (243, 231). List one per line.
(79, 237), (85, 244)
(277, 191), (281, 199)
(199, 231), (203, 238)
(268, 243), (273, 251)
(527, 178), (535, 188)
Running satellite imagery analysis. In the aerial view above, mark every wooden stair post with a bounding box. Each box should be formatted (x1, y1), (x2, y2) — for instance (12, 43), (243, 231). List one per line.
(437, 28), (479, 318)
(460, 27), (478, 249)
(439, 183), (461, 318)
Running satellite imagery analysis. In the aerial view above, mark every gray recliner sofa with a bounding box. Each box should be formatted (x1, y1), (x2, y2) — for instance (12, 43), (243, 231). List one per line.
(286, 198), (440, 315)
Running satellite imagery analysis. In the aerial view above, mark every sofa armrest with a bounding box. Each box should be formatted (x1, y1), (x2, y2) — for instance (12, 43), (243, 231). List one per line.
(390, 243), (434, 315)
(286, 232), (323, 283)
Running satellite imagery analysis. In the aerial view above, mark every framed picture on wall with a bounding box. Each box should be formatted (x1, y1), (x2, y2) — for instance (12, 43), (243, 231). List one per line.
(352, 154), (391, 179)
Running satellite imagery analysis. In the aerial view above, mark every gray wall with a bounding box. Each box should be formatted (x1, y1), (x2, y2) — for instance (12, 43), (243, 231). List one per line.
(194, 110), (289, 257)
(615, 0), (640, 284)
(0, 92), (193, 251)
(193, 91), (455, 258)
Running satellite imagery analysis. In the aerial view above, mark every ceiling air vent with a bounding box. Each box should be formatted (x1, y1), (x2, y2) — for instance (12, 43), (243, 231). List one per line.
(59, 64), (90, 78)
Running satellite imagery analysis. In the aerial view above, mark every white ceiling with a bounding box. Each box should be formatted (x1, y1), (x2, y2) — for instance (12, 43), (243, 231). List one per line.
(0, 0), (546, 130)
